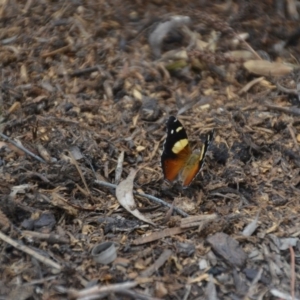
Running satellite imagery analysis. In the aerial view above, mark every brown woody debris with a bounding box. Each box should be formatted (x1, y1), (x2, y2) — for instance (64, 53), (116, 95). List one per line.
(0, 0), (300, 299)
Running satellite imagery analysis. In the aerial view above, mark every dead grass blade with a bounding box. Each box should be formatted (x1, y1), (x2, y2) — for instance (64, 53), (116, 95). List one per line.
(67, 281), (138, 300)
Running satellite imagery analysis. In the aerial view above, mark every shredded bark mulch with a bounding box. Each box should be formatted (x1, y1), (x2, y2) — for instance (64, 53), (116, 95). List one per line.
(0, 1), (300, 299)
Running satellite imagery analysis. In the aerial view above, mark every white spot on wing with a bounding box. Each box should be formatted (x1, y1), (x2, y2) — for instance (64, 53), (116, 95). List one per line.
(176, 126), (183, 132)
(171, 129), (174, 134)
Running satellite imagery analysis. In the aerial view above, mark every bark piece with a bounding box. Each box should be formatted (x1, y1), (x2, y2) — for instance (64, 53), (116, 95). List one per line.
(207, 232), (247, 268)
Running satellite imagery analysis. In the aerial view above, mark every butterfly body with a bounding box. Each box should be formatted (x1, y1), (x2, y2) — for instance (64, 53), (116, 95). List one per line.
(161, 116), (213, 188)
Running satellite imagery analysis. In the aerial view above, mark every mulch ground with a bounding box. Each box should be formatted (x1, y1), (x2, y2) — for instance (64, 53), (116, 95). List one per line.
(0, 1), (300, 299)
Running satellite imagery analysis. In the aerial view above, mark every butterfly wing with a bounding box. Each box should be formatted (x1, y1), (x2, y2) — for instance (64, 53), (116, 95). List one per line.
(181, 130), (214, 187)
(161, 116), (191, 182)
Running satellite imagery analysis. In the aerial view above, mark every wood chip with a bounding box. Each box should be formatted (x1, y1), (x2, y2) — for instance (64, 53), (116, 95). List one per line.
(207, 232), (247, 268)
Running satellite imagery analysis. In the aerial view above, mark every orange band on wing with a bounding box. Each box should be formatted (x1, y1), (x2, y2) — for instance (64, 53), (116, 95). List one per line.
(162, 144), (191, 182)
(162, 158), (186, 182)
(181, 163), (201, 187)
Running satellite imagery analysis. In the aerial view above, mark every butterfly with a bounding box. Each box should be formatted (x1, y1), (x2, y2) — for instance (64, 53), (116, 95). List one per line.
(161, 116), (214, 188)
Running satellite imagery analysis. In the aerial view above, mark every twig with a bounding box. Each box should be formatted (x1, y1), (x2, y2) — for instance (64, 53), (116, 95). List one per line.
(0, 132), (46, 163)
(67, 281), (137, 300)
(265, 103), (300, 116)
(23, 275), (58, 286)
(40, 116), (79, 125)
(234, 32), (262, 60)
(22, 230), (69, 244)
(69, 151), (90, 196)
(238, 76), (265, 95)
(180, 214), (217, 228)
(276, 82), (298, 95)
(116, 290), (161, 300)
(132, 227), (184, 245)
(94, 180), (189, 217)
(290, 245), (295, 300)
(287, 124), (299, 151)
(0, 231), (62, 271)
(139, 249), (172, 277)
(41, 45), (70, 58)
(137, 191), (189, 217)
(70, 66), (99, 77)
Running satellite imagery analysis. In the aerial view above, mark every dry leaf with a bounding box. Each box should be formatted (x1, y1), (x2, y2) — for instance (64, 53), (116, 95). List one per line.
(116, 169), (156, 226)
(244, 60), (293, 76)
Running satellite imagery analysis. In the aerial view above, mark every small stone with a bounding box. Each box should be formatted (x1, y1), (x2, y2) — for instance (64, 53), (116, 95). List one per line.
(199, 258), (208, 270)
